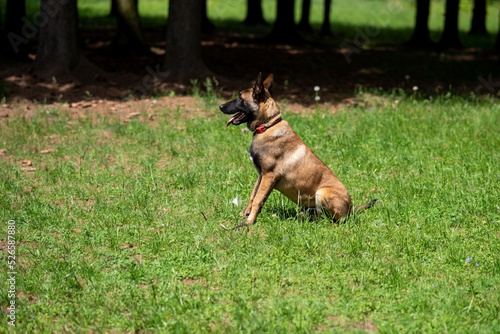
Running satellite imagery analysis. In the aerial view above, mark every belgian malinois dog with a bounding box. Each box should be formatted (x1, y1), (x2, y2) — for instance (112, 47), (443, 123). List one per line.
(219, 73), (376, 230)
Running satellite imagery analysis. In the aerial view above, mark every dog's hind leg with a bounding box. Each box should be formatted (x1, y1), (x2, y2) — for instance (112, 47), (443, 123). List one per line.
(315, 188), (352, 220)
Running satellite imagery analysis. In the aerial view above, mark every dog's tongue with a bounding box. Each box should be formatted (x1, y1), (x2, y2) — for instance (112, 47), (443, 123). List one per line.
(226, 112), (244, 127)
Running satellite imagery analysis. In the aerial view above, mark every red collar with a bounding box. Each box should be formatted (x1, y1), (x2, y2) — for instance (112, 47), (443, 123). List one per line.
(255, 117), (282, 134)
(254, 112), (282, 134)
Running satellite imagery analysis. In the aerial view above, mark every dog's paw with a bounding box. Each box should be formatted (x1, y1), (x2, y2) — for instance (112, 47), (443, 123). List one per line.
(240, 208), (251, 217)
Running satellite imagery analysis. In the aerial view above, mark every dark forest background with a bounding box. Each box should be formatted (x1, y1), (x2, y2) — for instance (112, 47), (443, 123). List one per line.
(0, 0), (498, 103)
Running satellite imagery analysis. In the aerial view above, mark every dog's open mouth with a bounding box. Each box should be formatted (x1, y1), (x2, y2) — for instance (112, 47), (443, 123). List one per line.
(226, 111), (247, 127)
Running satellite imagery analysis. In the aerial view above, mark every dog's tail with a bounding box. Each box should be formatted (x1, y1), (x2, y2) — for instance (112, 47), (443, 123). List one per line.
(353, 199), (378, 214)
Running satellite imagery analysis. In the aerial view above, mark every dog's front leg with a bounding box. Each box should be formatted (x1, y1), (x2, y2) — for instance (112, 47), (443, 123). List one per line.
(244, 173), (278, 225)
(241, 174), (262, 217)
(220, 174), (275, 231)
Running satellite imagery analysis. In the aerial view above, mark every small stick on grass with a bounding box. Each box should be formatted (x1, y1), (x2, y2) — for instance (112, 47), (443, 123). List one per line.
(219, 222), (250, 230)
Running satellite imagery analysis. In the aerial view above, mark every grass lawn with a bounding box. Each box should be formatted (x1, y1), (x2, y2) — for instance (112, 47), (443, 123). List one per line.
(1, 91), (499, 332)
(1, 0), (499, 331)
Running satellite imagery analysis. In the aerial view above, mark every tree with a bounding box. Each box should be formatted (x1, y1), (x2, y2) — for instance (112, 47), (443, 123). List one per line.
(266, 0), (302, 43)
(469, 0), (487, 35)
(202, 0), (215, 33)
(439, 0), (462, 48)
(115, 0), (145, 47)
(2, 0), (29, 58)
(32, 0), (101, 82)
(409, 0), (433, 47)
(109, 0), (118, 16)
(244, 0), (266, 26)
(163, 0), (212, 84)
(496, 6), (500, 49)
(298, 0), (313, 33)
(320, 0), (333, 36)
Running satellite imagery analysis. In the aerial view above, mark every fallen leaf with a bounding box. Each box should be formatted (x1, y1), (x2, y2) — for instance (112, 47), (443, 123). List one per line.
(23, 186), (35, 193)
(40, 149), (54, 154)
(132, 254), (142, 263)
(49, 134), (61, 144)
(69, 101), (92, 108)
(22, 166), (36, 172)
(125, 112), (141, 121)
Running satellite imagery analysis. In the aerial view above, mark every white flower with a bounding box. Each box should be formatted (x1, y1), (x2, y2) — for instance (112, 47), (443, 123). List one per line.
(314, 86), (320, 92)
(231, 197), (239, 205)
(395, 99), (399, 104)
(412, 86), (419, 91)
(405, 75), (410, 80)
(314, 96), (320, 102)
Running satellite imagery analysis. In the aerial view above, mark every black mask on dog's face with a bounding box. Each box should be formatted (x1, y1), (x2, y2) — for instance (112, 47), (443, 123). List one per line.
(220, 72), (274, 127)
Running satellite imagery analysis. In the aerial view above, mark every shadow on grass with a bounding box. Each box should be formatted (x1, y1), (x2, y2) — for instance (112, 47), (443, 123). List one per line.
(0, 17), (498, 104)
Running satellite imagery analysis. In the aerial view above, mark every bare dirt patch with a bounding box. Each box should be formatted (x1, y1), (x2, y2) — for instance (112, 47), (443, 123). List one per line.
(182, 278), (207, 287)
(1, 29), (497, 117)
(316, 315), (378, 332)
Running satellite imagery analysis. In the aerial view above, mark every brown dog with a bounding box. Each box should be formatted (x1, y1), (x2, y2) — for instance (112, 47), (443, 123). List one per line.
(220, 73), (375, 229)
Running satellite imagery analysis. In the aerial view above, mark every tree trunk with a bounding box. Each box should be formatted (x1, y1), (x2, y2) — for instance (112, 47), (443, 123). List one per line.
(320, 0), (332, 36)
(266, 0), (302, 43)
(164, 0), (212, 84)
(32, 0), (101, 82)
(2, 0), (29, 58)
(496, 4), (500, 49)
(469, 0), (487, 35)
(4, 0), (26, 37)
(115, 0), (145, 47)
(202, 0), (216, 33)
(298, 0), (313, 33)
(109, 0), (118, 16)
(244, 0), (266, 25)
(409, 0), (433, 47)
(439, 0), (462, 48)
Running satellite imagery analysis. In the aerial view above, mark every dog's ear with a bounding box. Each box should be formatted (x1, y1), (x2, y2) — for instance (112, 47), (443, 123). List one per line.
(263, 73), (274, 92)
(253, 72), (274, 101)
(252, 72), (263, 100)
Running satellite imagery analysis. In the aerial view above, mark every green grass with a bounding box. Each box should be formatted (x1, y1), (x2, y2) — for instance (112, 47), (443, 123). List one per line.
(1, 92), (499, 332)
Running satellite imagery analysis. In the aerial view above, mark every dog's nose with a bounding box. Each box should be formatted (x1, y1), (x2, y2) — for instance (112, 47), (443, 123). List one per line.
(219, 104), (225, 112)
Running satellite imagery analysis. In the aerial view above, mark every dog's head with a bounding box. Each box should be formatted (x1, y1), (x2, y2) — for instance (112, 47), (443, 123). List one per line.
(220, 72), (276, 130)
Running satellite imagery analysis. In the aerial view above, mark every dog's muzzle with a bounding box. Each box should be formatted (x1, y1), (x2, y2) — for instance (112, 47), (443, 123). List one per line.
(220, 101), (249, 127)
(219, 103), (230, 114)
